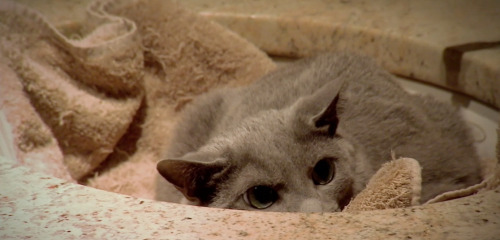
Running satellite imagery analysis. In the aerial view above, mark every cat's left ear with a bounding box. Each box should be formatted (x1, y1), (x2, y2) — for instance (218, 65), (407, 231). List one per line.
(292, 81), (345, 136)
(157, 158), (231, 204)
(310, 94), (340, 135)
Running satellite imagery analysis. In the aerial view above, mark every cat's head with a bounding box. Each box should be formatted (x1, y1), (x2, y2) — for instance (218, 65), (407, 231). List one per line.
(157, 83), (371, 212)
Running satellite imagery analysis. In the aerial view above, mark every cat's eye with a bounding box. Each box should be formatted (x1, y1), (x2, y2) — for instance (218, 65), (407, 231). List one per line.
(243, 185), (278, 209)
(312, 158), (335, 185)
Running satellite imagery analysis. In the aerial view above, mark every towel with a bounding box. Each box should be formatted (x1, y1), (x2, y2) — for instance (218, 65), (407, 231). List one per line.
(0, 0), (275, 199)
(344, 158), (422, 212)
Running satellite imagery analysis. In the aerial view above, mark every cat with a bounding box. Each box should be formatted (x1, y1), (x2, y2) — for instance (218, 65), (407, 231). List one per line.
(156, 53), (482, 212)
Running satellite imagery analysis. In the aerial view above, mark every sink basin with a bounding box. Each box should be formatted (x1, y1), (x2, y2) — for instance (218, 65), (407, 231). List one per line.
(1, 0), (499, 239)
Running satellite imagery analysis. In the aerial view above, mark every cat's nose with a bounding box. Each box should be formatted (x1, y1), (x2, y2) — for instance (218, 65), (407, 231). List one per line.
(299, 198), (323, 212)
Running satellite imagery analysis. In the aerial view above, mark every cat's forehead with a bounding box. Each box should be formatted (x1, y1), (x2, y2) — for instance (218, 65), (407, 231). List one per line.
(207, 108), (346, 169)
(225, 115), (298, 157)
(214, 110), (289, 142)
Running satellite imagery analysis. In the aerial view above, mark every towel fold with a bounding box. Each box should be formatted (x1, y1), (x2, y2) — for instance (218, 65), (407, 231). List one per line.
(0, 0), (275, 197)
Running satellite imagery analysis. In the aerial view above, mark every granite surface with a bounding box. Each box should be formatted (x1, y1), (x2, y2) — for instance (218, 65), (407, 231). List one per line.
(1, 0), (500, 239)
(180, 0), (500, 109)
(1, 160), (499, 239)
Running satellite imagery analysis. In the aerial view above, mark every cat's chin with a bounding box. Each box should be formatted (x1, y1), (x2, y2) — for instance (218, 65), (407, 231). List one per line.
(180, 197), (200, 206)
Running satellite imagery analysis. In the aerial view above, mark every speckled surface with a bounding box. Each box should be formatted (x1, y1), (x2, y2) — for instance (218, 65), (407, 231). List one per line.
(1, 160), (499, 239)
(180, 0), (500, 109)
(1, 0), (500, 239)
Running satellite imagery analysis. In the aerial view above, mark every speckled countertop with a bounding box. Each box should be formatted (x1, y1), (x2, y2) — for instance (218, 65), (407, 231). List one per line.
(2, 0), (500, 239)
(1, 160), (499, 239)
(180, 0), (500, 109)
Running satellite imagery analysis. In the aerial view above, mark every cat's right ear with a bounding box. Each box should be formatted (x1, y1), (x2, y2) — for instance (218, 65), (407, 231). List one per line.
(157, 158), (231, 204)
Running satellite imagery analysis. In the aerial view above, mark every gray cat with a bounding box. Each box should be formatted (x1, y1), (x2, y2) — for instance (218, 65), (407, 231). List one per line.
(156, 53), (481, 212)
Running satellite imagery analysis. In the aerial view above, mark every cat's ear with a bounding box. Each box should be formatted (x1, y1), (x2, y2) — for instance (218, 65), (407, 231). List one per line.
(310, 94), (340, 135)
(292, 81), (345, 136)
(157, 158), (230, 204)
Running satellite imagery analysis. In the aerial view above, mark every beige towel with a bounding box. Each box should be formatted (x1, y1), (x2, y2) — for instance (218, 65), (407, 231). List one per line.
(1, 0), (143, 180)
(0, 0), (275, 199)
(344, 158), (422, 212)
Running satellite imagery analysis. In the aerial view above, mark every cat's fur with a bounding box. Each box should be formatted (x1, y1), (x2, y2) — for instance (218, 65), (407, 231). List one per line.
(156, 53), (481, 212)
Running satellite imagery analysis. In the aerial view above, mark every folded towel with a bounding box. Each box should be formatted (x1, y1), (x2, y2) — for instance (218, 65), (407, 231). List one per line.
(344, 158), (422, 212)
(0, 0), (275, 199)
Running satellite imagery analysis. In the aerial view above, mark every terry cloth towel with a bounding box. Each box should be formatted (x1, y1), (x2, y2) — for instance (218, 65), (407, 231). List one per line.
(344, 158), (422, 212)
(0, 0), (275, 199)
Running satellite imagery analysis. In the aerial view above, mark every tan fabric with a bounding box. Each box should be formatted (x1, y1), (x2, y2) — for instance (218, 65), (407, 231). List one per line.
(0, 0), (275, 199)
(0, 0), (143, 180)
(0, 53), (72, 181)
(344, 158), (422, 212)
